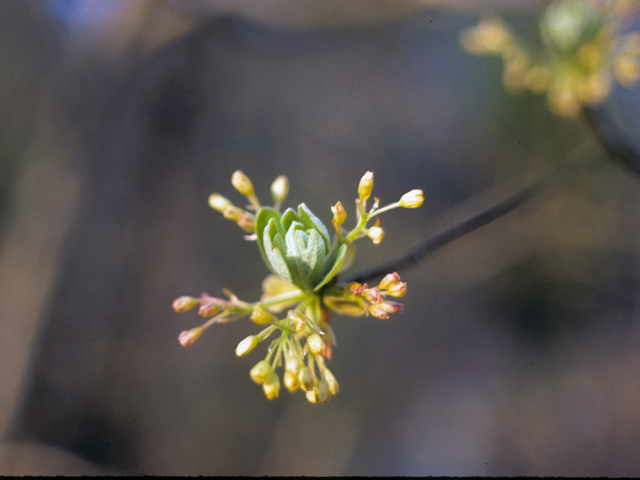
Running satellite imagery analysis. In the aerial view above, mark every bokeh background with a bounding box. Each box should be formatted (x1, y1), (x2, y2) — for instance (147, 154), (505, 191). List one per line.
(2, 0), (640, 475)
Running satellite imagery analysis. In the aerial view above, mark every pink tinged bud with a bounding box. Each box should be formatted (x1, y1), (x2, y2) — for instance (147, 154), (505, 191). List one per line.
(378, 272), (401, 290)
(367, 226), (384, 245)
(331, 201), (347, 227)
(178, 327), (202, 347)
(358, 171), (374, 200)
(223, 205), (244, 221)
(270, 175), (289, 204)
(349, 282), (367, 297)
(364, 288), (383, 304)
(250, 360), (271, 384)
(307, 333), (324, 355)
(263, 371), (280, 399)
(235, 335), (259, 356)
(208, 193), (232, 212)
(172, 296), (198, 312)
(198, 302), (221, 317)
(298, 365), (315, 392)
(231, 170), (255, 196)
(236, 213), (255, 232)
(399, 189), (424, 208)
(387, 281), (407, 298)
(369, 304), (389, 319)
(382, 301), (404, 314)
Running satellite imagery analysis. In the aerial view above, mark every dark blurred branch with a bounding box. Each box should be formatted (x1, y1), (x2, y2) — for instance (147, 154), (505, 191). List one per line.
(582, 106), (640, 177)
(347, 158), (575, 284)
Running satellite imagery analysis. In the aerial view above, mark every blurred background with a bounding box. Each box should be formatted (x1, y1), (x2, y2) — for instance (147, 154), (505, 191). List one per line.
(2, 0), (640, 475)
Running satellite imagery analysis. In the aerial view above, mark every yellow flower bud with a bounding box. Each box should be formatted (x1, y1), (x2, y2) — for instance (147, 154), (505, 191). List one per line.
(285, 356), (301, 376)
(263, 371), (280, 399)
(208, 193), (232, 212)
(235, 335), (259, 356)
(178, 327), (202, 347)
(298, 365), (315, 391)
(369, 304), (389, 319)
(250, 305), (272, 325)
(379, 272), (400, 290)
(270, 175), (289, 204)
(331, 201), (347, 227)
(387, 281), (407, 298)
(250, 360), (271, 384)
(399, 189), (424, 208)
(367, 225), (384, 245)
(306, 387), (319, 404)
(198, 302), (221, 317)
(358, 171), (374, 201)
(231, 170), (254, 196)
(324, 368), (339, 395)
(283, 370), (300, 392)
(172, 296), (198, 312)
(307, 333), (324, 355)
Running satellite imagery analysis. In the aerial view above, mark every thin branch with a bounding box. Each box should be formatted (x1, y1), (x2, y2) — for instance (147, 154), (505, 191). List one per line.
(346, 158), (575, 284)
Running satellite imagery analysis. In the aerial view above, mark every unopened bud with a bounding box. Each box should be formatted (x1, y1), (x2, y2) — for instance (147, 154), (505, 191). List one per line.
(263, 371), (280, 399)
(331, 201), (347, 227)
(236, 213), (255, 232)
(178, 327), (202, 347)
(208, 193), (232, 212)
(250, 359), (271, 384)
(298, 365), (315, 391)
(172, 296), (198, 312)
(369, 304), (389, 319)
(364, 288), (383, 304)
(317, 379), (331, 404)
(367, 225), (384, 245)
(306, 387), (319, 404)
(270, 175), (289, 204)
(283, 370), (300, 392)
(223, 205), (244, 221)
(235, 335), (259, 356)
(387, 281), (407, 297)
(307, 333), (324, 355)
(285, 356), (301, 376)
(251, 305), (272, 325)
(324, 368), (340, 394)
(358, 171), (374, 201)
(381, 300), (404, 314)
(379, 272), (400, 290)
(399, 189), (424, 208)
(231, 170), (254, 196)
(199, 302), (221, 317)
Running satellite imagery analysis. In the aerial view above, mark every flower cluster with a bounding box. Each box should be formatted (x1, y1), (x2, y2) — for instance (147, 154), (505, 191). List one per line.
(173, 170), (423, 403)
(460, 0), (640, 117)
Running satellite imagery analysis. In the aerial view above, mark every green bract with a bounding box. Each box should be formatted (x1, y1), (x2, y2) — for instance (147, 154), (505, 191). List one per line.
(256, 203), (347, 291)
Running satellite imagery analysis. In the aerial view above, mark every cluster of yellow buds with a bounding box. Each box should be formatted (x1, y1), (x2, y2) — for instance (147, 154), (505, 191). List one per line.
(460, 0), (640, 117)
(173, 170), (423, 403)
